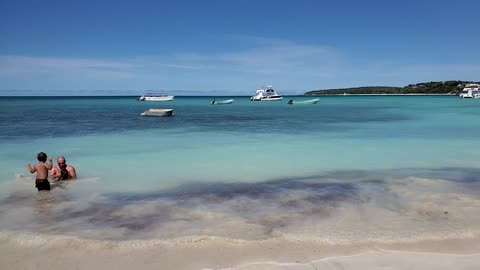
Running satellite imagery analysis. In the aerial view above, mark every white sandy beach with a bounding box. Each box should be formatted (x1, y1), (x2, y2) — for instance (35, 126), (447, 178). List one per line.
(1, 233), (480, 270)
(2, 172), (480, 269)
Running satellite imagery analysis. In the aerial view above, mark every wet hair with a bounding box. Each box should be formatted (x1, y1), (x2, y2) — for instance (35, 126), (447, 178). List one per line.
(37, 152), (47, 162)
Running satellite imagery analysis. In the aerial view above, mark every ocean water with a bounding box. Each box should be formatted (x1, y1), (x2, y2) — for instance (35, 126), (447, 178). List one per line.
(0, 96), (480, 244)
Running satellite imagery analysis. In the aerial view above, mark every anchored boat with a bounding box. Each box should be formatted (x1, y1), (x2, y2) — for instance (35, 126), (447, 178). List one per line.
(141, 108), (173, 117)
(287, 98), (320, 104)
(251, 86), (283, 101)
(211, 99), (234, 105)
(137, 92), (174, 101)
(459, 84), (480, 99)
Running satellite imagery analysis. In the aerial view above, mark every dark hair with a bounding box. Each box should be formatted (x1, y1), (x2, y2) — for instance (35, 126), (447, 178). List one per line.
(37, 152), (47, 162)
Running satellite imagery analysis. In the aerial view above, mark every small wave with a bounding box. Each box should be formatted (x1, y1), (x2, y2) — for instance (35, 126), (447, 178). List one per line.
(205, 249), (480, 270)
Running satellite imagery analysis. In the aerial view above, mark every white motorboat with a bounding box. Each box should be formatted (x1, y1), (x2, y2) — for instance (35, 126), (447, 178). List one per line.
(250, 86), (283, 101)
(287, 98), (320, 104)
(211, 99), (234, 105)
(141, 108), (173, 117)
(459, 84), (480, 98)
(138, 92), (174, 101)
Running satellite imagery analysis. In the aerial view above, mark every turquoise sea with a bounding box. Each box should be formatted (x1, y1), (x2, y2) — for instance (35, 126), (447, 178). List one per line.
(0, 96), (480, 243)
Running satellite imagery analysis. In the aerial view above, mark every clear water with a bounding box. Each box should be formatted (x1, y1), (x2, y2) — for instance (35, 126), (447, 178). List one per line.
(0, 96), (480, 243)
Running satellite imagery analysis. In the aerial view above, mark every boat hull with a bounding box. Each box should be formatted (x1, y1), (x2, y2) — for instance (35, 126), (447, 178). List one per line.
(211, 99), (234, 104)
(251, 96), (283, 101)
(460, 95), (480, 99)
(141, 109), (173, 117)
(288, 98), (320, 104)
(138, 96), (174, 101)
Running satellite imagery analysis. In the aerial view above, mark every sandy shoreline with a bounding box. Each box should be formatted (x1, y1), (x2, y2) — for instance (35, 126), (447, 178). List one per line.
(2, 171), (480, 269)
(215, 250), (480, 270)
(1, 234), (480, 270)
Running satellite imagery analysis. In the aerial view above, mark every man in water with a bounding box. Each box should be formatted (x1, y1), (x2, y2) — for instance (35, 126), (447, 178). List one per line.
(50, 156), (77, 181)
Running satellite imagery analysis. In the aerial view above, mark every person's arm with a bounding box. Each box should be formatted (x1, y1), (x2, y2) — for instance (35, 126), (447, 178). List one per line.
(68, 166), (77, 179)
(50, 167), (60, 180)
(46, 157), (53, 170)
(26, 163), (36, 173)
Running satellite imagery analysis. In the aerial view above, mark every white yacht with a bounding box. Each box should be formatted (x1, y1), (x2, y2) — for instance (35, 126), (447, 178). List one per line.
(137, 92), (174, 101)
(459, 84), (480, 99)
(250, 86), (283, 101)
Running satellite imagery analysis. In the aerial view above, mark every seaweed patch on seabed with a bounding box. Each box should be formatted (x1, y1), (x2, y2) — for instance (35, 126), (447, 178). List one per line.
(50, 178), (362, 240)
(1, 168), (480, 242)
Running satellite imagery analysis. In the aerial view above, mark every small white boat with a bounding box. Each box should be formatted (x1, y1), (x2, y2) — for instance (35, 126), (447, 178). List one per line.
(459, 84), (480, 98)
(211, 99), (234, 105)
(141, 108), (173, 117)
(287, 98), (320, 104)
(251, 86), (283, 101)
(138, 92), (174, 101)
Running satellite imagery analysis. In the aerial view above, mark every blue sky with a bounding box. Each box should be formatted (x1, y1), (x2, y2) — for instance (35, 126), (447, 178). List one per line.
(1, 0), (479, 95)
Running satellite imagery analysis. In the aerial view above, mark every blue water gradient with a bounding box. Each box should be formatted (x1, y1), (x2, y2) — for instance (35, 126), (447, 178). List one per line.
(0, 96), (479, 192)
(1, 96), (479, 140)
(1, 96), (480, 242)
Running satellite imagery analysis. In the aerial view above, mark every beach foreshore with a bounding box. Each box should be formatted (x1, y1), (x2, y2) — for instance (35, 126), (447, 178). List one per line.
(1, 234), (479, 270)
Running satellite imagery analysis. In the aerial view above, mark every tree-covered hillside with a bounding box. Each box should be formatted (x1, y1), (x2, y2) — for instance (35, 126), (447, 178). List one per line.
(305, 81), (479, 95)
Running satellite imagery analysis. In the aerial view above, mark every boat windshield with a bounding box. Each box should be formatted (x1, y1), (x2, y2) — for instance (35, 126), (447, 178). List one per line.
(265, 89), (278, 96)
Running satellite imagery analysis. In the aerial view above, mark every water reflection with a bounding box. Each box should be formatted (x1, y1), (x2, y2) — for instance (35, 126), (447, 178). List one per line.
(33, 191), (56, 233)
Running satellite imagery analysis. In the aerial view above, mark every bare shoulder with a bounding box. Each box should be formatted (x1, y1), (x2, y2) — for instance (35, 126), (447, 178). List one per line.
(41, 162), (50, 169)
(67, 165), (77, 178)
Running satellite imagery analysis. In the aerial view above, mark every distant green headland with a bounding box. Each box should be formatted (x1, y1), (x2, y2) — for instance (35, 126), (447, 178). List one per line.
(305, 81), (480, 95)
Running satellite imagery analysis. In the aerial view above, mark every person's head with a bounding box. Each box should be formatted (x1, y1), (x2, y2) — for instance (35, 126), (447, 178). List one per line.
(37, 152), (47, 162)
(57, 156), (67, 168)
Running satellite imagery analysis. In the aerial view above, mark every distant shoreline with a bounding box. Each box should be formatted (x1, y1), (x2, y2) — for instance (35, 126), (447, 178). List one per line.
(307, 93), (456, 96)
(305, 81), (479, 96)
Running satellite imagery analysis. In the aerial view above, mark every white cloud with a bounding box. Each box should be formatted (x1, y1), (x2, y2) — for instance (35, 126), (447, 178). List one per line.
(1, 36), (479, 92)
(0, 37), (344, 91)
(0, 55), (136, 79)
(159, 38), (341, 75)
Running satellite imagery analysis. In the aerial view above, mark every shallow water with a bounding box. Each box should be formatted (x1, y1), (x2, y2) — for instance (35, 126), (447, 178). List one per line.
(0, 96), (479, 244)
